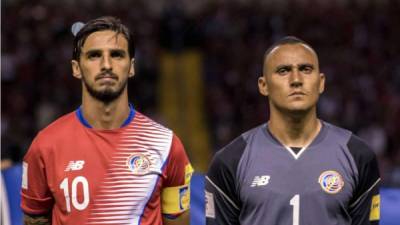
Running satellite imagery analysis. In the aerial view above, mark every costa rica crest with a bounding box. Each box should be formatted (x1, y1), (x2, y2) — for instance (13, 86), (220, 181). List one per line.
(318, 170), (344, 194)
(127, 154), (151, 174)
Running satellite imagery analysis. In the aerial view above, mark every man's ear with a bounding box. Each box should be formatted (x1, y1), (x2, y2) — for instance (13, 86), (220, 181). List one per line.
(319, 73), (325, 94)
(71, 60), (82, 79)
(258, 75), (269, 96)
(128, 58), (135, 78)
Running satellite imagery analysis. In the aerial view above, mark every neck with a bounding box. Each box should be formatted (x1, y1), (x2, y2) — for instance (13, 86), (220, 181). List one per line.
(81, 90), (130, 130)
(268, 108), (321, 148)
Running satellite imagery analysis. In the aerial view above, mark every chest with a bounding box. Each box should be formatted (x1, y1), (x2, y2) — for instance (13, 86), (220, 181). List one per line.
(45, 130), (170, 215)
(238, 145), (357, 214)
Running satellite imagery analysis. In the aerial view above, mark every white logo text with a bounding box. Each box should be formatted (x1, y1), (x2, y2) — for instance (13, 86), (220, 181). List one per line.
(251, 175), (270, 187)
(65, 160), (85, 171)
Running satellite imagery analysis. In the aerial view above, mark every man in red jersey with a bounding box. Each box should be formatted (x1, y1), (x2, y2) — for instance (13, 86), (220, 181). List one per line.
(21, 16), (193, 225)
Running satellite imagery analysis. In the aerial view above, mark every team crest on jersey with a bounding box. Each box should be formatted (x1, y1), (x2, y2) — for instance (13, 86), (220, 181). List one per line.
(318, 170), (344, 194)
(127, 154), (151, 174)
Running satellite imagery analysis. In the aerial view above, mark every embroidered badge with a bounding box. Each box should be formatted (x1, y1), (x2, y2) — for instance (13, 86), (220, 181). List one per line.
(205, 191), (215, 218)
(127, 154), (151, 174)
(318, 170), (344, 194)
(369, 194), (380, 221)
(179, 186), (190, 210)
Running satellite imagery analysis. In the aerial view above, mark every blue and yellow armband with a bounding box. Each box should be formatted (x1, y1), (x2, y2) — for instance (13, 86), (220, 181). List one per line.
(161, 184), (191, 214)
(161, 164), (193, 214)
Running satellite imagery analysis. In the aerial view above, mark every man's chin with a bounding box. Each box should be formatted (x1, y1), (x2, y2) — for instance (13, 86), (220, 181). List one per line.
(83, 78), (127, 103)
(275, 103), (312, 114)
(286, 105), (314, 115)
(93, 93), (121, 102)
(87, 88), (124, 103)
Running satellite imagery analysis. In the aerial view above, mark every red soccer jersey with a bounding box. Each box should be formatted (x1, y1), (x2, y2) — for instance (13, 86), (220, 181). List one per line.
(21, 108), (193, 225)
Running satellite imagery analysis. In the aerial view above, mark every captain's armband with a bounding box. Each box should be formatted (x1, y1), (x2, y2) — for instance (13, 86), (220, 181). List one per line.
(161, 184), (191, 214)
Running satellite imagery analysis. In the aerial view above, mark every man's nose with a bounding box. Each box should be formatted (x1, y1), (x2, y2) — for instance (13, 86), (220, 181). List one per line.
(101, 55), (112, 70)
(290, 69), (303, 87)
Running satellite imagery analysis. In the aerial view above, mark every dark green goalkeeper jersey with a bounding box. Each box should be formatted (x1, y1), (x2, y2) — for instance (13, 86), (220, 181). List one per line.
(206, 121), (380, 225)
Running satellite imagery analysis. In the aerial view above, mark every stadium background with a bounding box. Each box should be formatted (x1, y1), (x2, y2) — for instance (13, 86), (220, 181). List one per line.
(2, 0), (400, 224)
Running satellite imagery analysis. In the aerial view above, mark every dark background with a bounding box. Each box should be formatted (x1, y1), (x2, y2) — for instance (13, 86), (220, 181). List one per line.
(2, 0), (400, 186)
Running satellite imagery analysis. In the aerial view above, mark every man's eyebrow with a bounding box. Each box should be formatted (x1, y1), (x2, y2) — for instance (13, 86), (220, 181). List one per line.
(83, 48), (126, 55)
(84, 49), (101, 55)
(298, 63), (314, 68)
(110, 49), (127, 54)
(275, 64), (292, 70)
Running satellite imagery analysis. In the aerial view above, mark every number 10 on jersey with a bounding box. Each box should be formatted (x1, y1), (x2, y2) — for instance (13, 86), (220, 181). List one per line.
(60, 176), (90, 212)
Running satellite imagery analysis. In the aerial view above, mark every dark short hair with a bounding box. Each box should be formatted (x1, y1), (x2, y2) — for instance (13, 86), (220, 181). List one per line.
(72, 16), (135, 61)
(263, 36), (318, 74)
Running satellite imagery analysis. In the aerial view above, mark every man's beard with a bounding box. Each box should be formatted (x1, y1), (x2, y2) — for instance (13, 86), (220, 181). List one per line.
(82, 75), (128, 103)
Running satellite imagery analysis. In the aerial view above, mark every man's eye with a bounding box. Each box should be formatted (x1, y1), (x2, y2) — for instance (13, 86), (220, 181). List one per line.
(301, 66), (313, 74)
(277, 68), (290, 75)
(111, 52), (124, 58)
(88, 53), (101, 59)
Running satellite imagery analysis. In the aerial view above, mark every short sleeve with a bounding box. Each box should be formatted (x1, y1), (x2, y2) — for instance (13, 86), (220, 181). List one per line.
(161, 134), (193, 215)
(20, 134), (54, 215)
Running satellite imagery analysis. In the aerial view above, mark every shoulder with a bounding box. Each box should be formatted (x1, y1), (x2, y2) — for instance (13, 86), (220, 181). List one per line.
(346, 133), (377, 163)
(24, 112), (78, 159)
(132, 112), (178, 158)
(213, 135), (247, 167)
(209, 124), (263, 174)
(133, 111), (172, 134)
(34, 112), (78, 143)
(323, 121), (377, 169)
(322, 121), (352, 140)
(323, 121), (376, 160)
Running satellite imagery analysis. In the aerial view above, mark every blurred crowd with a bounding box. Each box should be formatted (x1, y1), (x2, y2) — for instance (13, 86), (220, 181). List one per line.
(2, 0), (400, 186)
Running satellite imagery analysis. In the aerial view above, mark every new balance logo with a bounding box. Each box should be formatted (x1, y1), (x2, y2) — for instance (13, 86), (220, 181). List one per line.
(65, 160), (85, 171)
(251, 175), (270, 187)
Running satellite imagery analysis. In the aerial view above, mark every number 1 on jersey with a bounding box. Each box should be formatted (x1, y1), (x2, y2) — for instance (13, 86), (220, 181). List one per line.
(290, 194), (300, 225)
(60, 176), (90, 212)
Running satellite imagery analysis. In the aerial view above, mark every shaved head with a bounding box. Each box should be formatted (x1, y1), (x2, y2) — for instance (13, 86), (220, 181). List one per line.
(263, 36), (319, 75)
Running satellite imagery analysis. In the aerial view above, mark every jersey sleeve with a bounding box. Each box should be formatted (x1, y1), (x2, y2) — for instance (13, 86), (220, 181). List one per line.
(20, 134), (54, 215)
(205, 136), (246, 225)
(347, 135), (381, 225)
(161, 134), (193, 216)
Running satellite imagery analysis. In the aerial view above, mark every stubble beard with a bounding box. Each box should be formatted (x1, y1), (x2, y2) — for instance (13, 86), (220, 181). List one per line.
(82, 75), (128, 103)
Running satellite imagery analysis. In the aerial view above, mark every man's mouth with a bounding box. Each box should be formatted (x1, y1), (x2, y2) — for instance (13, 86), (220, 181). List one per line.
(96, 73), (118, 81)
(289, 91), (306, 96)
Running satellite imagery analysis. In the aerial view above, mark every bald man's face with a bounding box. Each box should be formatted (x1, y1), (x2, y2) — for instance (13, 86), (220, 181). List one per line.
(258, 43), (325, 114)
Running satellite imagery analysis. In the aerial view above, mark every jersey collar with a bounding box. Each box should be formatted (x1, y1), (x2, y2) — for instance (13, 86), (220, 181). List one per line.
(75, 103), (135, 129)
(263, 120), (327, 159)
